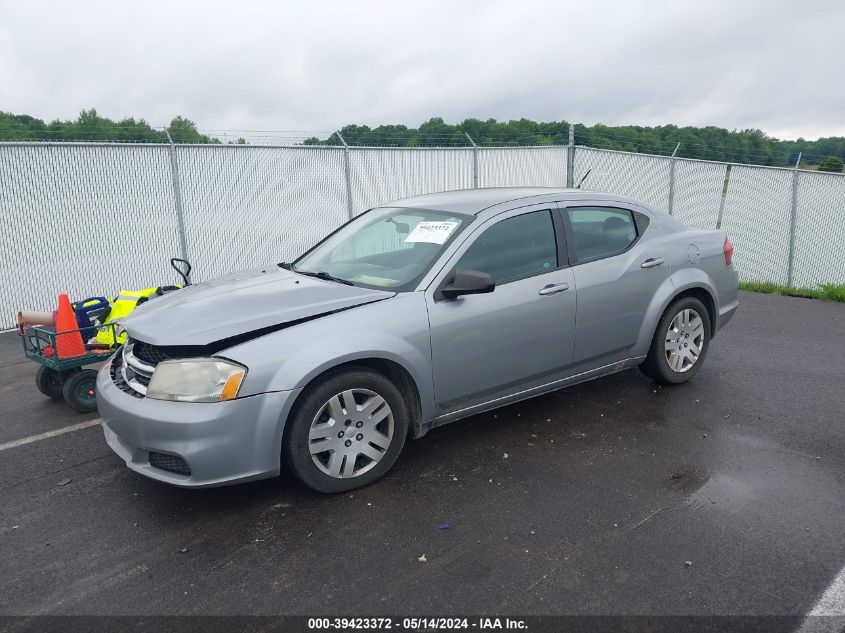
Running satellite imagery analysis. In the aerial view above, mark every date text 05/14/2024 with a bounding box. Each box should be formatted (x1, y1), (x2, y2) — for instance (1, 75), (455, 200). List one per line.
(307, 617), (528, 630)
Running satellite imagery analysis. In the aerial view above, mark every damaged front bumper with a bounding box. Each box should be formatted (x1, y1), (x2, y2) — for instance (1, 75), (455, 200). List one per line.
(97, 362), (301, 488)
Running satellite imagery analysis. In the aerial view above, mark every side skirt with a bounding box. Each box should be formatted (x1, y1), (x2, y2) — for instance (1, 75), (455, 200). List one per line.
(416, 356), (646, 436)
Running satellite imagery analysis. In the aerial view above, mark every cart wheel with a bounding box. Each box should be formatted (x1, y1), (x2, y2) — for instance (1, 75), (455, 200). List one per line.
(62, 369), (99, 414)
(35, 366), (75, 400)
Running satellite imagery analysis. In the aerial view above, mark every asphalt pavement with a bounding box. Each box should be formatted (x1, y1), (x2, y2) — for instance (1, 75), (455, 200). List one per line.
(0, 291), (843, 625)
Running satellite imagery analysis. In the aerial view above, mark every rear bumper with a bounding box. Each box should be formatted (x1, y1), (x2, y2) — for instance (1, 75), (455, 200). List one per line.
(718, 299), (738, 332)
(96, 363), (301, 488)
(715, 267), (740, 334)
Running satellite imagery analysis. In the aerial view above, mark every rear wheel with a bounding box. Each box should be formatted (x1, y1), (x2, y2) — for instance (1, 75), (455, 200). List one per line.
(62, 369), (99, 413)
(284, 368), (409, 493)
(35, 366), (78, 399)
(640, 296), (711, 384)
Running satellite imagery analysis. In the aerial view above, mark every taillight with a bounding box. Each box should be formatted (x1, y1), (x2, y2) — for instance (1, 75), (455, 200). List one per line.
(724, 237), (734, 266)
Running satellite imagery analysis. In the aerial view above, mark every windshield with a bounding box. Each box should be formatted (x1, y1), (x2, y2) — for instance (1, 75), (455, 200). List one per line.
(294, 207), (470, 291)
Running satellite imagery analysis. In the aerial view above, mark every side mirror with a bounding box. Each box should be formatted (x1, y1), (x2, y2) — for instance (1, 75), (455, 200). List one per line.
(439, 270), (495, 300)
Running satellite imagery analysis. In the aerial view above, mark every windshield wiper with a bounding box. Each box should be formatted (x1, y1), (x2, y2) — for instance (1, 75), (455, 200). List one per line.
(294, 268), (354, 286)
(278, 262), (354, 286)
(312, 271), (354, 286)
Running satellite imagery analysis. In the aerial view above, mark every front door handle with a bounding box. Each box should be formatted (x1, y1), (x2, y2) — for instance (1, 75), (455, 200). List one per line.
(641, 257), (665, 269)
(538, 282), (569, 296)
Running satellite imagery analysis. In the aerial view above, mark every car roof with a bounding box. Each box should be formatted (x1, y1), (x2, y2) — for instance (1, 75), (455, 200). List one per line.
(379, 187), (652, 216)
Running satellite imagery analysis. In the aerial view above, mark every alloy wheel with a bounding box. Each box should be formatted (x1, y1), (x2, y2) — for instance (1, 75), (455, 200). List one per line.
(665, 308), (705, 373)
(308, 388), (394, 479)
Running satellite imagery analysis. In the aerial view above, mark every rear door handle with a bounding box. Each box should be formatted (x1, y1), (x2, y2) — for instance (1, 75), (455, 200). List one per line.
(538, 282), (569, 296)
(641, 257), (665, 269)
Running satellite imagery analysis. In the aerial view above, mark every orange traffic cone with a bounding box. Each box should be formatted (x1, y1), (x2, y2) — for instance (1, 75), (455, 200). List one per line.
(55, 294), (87, 358)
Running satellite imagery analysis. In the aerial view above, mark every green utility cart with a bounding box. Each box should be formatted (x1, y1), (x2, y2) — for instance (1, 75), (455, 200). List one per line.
(22, 322), (120, 413)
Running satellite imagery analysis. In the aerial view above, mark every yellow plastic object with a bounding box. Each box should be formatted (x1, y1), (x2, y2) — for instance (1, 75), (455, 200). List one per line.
(95, 287), (161, 345)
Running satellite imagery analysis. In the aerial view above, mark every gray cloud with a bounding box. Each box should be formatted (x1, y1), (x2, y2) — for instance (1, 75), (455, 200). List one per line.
(0, 0), (842, 140)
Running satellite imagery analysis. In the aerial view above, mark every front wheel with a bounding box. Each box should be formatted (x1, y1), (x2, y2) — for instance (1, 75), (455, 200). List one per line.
(640, 296), (711, 384)
(284, 368), (409, 493)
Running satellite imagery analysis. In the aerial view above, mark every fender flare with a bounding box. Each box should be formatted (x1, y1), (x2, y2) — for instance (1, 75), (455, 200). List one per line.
(634, 271), (718, 356)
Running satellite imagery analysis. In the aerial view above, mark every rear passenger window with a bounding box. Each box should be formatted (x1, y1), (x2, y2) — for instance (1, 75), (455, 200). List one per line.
(455, 210), (557, 284)
(566, 207), (637, 263)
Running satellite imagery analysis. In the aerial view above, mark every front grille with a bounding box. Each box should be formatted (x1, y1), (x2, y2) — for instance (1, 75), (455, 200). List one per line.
(132, 340), (170, 366)
(110, 338), (159, 398)
(133, 371), (151, 387)
(149, 452), (191, 476)
(111, 352), (143, 399)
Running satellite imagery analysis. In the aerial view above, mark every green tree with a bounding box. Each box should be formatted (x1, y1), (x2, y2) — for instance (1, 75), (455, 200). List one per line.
(0, 109), (218, 143)
(4, 110), (845, 168)
(817, 156), (844, 173)
(166, 116), (216, 144)
(302, 117), (845, 167)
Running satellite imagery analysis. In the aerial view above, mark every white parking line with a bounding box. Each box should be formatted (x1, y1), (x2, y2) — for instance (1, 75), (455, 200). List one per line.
(796, 564), (845, 632)
(0, 418), (102, 452)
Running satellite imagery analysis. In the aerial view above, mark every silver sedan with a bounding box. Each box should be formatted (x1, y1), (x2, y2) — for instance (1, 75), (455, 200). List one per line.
(97, 188), (739, 493)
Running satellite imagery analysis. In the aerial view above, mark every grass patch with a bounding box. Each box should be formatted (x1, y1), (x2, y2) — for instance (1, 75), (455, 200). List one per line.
(740, 281), (845, 302)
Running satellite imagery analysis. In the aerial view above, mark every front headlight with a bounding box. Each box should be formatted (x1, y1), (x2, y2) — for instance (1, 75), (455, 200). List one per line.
(146, 358), (247, 403)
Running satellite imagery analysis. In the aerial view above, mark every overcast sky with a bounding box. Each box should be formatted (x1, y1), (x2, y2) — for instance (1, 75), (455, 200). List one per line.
(1, 0), (842, 141)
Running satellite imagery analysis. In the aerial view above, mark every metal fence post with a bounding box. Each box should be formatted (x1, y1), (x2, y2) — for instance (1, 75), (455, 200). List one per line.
(337, 131), (355, 220)
(566, 124), (575, 188)
(786, 152), (802, 288)
(465, 132), (479, 188)
(667, 142), (681, 215)
(163, 128), (191, 282)
(715, 164), (732, 230)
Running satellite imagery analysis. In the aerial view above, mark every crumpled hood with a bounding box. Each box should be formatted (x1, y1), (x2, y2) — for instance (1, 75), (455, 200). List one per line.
(124, 267), (395, 347)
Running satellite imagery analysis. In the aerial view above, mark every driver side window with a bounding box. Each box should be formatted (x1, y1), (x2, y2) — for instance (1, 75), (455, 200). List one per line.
(454, 210), (558, 284)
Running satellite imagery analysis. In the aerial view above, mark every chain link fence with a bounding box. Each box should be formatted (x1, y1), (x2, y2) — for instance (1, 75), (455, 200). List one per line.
(478, 146), (568, 188)
(0, 139), (842, 329)
(571, 147), (672, 208)
(175, 145), (348, 280)
(0, 143), (182, 330)
(348, 147), (475, 216)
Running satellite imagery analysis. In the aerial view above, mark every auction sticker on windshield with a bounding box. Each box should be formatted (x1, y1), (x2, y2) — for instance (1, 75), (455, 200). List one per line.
(404, 221), (459, 244)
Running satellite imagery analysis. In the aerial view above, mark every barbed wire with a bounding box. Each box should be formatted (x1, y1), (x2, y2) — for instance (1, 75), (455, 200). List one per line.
(0, 124), (169, 132)
(572, 129), (816, 166)
(574, 126), (839, 160)
(2, 121), (837, 146)
(197, 128), (335, 134)
(0, 137), (170, 144)
(0, 125), (839, 167)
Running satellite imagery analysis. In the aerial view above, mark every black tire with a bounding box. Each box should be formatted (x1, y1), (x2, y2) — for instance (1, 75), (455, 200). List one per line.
(639, 296), (711, 385)
(284, 367), (410, 494)
(62, 369), (99, 413)
(35, 366), (77, 399)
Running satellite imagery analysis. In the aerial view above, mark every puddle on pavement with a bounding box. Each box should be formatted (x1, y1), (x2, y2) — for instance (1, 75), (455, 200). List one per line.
(686, 473), (756, 512)
(662, 465), (755, 512)
(662, 467), (756, 512)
